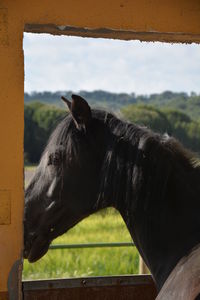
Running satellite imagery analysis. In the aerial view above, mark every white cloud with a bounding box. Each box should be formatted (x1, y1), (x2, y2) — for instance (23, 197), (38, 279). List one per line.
(23, 33), (200, 95)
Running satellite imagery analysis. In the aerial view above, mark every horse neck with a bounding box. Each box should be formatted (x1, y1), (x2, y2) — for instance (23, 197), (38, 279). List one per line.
(101, 125), (200, 291)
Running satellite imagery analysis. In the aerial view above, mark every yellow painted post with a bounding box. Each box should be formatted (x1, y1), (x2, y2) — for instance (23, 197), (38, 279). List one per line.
(0, 4), (24, 299)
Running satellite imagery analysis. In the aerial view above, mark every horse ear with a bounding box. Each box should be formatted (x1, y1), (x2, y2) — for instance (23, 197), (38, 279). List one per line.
(61, 94), (92, 130)
(61, 96), (71, 110)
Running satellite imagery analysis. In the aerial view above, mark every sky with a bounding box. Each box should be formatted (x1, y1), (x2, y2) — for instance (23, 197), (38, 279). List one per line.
(23, 33), (200, 95)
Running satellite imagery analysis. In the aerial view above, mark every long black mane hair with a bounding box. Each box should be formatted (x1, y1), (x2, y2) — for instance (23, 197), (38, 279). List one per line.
(98, 110), (197, 213)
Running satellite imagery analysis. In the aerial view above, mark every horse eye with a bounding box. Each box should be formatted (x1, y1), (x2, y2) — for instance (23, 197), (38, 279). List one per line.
(47, 151), (62, 166)
(47, 155), (53, 166)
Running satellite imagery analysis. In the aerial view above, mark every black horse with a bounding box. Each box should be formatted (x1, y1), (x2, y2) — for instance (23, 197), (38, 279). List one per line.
(24, 95), (200, 299)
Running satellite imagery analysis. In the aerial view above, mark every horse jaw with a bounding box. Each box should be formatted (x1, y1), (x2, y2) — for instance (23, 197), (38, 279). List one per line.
(156, 243), (200, 300)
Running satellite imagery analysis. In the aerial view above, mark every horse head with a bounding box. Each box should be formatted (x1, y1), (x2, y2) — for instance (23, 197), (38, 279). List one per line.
(24, 94), (108, 262)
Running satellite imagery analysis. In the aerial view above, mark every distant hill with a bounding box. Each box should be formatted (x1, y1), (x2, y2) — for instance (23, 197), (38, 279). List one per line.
(24, 90), (200, 121)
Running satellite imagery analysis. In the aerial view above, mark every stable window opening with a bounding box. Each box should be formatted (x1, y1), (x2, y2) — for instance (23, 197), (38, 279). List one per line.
(23, 32), (200, 281)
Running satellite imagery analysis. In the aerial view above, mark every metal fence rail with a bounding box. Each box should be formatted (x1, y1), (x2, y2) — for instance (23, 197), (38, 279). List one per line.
(49, 242), (149, 274)
(49, 242), (135, 250)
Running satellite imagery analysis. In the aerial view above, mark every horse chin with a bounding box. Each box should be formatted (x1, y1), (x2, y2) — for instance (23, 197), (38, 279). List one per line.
(26, 236), (51, 263)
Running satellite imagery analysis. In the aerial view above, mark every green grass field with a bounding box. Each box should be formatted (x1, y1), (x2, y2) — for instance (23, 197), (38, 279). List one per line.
(23, 209), (139, 280)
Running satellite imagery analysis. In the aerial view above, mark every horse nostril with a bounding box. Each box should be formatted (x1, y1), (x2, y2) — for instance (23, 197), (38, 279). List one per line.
(23, 240), (31, 258)
(23, 249), (29, 258)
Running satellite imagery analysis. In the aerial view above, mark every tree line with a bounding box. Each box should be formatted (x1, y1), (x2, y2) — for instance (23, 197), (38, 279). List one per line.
(25, 90), (200, 119)
(121, 104), (200, 156)
(25, 98), (200, 164)
(24, 102), (66, 163)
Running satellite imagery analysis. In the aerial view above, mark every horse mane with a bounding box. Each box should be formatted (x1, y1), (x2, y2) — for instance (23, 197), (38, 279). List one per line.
(96, 111), (200, 222)
(41, 109), (200, 222)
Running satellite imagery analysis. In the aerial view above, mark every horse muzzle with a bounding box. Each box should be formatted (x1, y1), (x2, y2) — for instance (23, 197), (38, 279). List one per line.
(23, 231), (50, 262)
